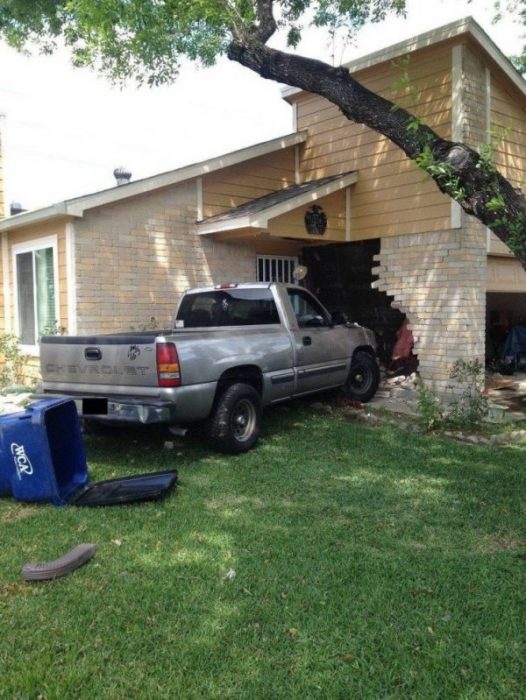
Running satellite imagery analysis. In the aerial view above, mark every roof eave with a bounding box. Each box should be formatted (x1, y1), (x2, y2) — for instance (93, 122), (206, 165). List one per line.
(0, 131), (308, 232)
(0, 202), (72, 233)
(197, 171), (358, 236)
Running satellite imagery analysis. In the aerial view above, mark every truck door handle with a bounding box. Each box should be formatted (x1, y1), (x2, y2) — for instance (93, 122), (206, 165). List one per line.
(85, 347), (102, 361)
(302, 336), (312, 346)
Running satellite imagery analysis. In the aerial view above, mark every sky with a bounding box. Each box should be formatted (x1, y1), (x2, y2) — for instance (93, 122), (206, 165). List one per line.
(0, 0), (524, 211)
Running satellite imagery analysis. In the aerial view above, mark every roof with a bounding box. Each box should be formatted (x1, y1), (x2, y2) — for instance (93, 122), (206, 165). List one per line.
(0, 131), (307, 232)
(282, 16), (526, 101)
(197, 171), (358, 235)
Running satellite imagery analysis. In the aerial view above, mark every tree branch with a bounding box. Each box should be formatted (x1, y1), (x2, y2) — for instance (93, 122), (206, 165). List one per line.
(251, 0), (277, 43)
(228, 40), (526, 267)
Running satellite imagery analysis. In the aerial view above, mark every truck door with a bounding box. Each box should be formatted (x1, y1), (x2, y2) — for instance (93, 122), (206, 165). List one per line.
(286, 287), (350, 394)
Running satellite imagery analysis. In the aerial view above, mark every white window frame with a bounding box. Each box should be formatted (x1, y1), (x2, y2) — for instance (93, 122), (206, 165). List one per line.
(257, 255), (299, 284)
(12, 235), (60, 356)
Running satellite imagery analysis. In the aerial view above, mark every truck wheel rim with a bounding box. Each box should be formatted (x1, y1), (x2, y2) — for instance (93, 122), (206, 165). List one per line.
(350, 367), (372, 392)
(231, 399), (256, 442)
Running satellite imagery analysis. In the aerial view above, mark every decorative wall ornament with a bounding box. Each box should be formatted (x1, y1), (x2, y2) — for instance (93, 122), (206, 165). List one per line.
(304, 205), (327, 235)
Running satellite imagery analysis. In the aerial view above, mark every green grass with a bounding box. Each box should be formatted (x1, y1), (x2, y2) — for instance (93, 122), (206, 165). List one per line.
(1, 401), (525, 699)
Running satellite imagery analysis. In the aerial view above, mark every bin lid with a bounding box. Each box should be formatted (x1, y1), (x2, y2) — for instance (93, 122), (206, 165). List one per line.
(70, 470), (177, 506)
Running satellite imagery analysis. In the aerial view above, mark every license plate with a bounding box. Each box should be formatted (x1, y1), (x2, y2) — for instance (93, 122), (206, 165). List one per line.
(82, 398), (108, 415)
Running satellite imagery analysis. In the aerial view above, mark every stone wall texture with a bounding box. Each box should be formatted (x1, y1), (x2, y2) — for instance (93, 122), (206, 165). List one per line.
(372, 226), (486, 392)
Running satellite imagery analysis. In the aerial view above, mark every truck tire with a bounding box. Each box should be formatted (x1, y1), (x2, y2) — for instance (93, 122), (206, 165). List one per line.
(344, 351), (380, 403)
(208, 383), (262, 454)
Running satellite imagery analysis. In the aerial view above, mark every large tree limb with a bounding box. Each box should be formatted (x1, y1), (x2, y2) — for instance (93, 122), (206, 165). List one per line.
(228, 40), (526, 267)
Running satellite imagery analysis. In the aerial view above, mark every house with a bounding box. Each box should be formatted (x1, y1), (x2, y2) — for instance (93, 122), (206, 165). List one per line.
(0, 16), (525, 390)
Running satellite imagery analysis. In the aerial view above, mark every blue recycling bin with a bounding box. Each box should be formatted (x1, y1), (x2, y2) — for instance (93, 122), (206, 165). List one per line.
(0, 398), (89, 505)
(0, 397), (178, 507)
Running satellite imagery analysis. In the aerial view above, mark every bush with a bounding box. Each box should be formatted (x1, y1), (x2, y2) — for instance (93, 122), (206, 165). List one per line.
(416, 359), (488, 432)
(0, 333), (29, 388)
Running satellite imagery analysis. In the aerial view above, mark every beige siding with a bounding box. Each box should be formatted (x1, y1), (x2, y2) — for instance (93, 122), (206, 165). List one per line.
(268, 191), (346, 241)
(490, 75), (526, 191)
(487, 255), (526, 292)
(202, 149), (296, 219)
(0, 128), (4, 220)
(0, 236), (4, 334)
(293, 43), (454, 239)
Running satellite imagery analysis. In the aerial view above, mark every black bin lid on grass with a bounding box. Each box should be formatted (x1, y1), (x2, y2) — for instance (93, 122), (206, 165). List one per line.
(72, 470), (178, 507)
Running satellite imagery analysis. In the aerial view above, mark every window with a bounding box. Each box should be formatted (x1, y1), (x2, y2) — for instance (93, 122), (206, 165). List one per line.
(257, 255), (299, 284)
(287, 287), (329, 328)
(13, 238), (59, 348)
(177, 288), (280, 327)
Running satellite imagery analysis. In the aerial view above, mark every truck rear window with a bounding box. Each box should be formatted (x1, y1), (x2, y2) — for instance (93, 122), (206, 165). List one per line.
(176, 289), (280, 327)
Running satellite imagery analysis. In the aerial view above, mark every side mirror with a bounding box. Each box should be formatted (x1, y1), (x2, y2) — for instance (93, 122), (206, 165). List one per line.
(330, 311), (349, 325)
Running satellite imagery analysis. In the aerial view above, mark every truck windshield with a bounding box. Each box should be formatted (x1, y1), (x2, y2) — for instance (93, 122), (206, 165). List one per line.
(176, 289), (280, 327)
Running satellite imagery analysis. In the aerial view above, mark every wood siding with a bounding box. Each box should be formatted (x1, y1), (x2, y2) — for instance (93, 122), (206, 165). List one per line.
(268, 191), (346, 241)
(487, 255), (526, 293)
(202, 149), (296, 219)
(293, 43), (454, 239)
(490, 74), (526, 191)
(0, 129), (4, 220)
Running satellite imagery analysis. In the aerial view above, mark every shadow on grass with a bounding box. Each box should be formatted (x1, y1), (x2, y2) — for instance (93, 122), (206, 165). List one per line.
(0, 399), (524, 697)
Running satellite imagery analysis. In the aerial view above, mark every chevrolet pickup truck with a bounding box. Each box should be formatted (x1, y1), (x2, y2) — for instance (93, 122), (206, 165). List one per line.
(40, 283), (379, 453)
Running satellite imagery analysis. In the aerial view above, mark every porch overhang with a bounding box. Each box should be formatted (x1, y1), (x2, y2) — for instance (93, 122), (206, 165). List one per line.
(196, 171), (358, 236)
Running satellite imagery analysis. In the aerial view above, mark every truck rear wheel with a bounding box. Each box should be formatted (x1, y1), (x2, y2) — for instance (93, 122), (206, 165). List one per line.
(344, 351), (380, 403)
(208, 383), (262, 454)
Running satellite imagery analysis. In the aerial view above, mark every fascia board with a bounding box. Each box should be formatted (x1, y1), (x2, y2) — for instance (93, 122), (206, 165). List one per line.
(197, 216), (253, 235)
(0, 202), (69, 232)
(281, 17), (526, 100)
(197, 172), (358, 235)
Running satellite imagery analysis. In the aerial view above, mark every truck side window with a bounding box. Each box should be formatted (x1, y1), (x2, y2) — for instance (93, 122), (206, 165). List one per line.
(287, 288), (329, 328)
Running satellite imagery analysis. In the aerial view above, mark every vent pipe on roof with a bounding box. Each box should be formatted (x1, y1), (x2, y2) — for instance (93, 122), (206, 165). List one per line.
(113, 166), (132, 186)
(10, 202), (26, 216)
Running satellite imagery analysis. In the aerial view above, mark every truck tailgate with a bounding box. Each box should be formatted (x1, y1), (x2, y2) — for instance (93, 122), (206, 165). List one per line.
(40, 334), (160, 389)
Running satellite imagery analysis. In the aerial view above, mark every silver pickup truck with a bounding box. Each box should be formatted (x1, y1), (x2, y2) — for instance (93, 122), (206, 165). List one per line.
(40, 283), (379, 453)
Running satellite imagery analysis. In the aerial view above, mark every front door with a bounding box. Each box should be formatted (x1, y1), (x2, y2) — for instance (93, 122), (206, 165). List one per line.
(287, 287), (350, 394)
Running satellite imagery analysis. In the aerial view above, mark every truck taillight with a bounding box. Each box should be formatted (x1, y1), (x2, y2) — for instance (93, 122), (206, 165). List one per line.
(156, 342), (181, 388)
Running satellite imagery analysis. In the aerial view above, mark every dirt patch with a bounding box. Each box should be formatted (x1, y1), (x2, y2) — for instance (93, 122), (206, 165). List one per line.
(1, 506), (38, 523)
(493, 536), (525, 552)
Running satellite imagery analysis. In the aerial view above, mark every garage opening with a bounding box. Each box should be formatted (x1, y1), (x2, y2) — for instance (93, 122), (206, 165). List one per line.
(486, 292), (526, 371)
(302, 240), (413, 370)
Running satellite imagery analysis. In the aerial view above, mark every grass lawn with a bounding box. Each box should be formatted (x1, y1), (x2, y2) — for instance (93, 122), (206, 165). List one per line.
(1, 400), (525, 699)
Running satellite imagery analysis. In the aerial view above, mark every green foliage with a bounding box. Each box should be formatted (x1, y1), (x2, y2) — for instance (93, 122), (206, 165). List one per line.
(447, 359), (489, 429)
(0, 333), (29, 387)
(415, 375), (445, 431)
(416, 359), (489, 433)
(0, 0), (407, 85)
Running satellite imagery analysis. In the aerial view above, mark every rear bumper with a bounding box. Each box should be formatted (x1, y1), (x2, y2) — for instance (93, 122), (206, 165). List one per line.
(38, 381), (218, 425)
(37, 394), (177, 425)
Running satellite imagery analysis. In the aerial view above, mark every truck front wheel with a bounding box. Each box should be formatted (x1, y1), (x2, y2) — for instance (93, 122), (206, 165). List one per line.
(208, 383), (262, 454)
(344, 351), (380, 403)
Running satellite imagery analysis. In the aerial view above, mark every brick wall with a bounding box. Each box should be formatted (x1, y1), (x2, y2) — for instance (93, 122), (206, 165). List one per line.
(73, 183), (260, 334)
(372, 227), (486, 392)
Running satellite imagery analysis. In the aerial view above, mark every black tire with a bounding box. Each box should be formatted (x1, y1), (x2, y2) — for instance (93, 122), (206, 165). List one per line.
(344, 351), (380, 403)
(208, 383), (262, 454)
